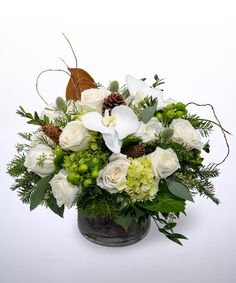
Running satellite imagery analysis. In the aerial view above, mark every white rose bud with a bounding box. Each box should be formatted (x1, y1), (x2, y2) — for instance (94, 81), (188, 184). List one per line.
(59, 121), (90, 152)
(80, 87), (110, 111)
(49, 170), (80, 208)
(97, 159), (130, 194)
(149, 147), (180, 179)
(170, 118), (203, 150)
(24, 144), (54, 177)
(135, 117), (163, 143)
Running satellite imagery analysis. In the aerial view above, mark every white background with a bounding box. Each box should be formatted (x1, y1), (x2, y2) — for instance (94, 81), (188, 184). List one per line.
(1, 1), (236, 283)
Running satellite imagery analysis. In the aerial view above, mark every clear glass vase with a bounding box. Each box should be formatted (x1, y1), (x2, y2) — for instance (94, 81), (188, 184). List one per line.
(77, 212), (151, 247)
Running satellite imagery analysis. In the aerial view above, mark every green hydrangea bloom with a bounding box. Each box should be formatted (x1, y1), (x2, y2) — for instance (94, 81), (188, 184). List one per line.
(126, 156), (159, 202)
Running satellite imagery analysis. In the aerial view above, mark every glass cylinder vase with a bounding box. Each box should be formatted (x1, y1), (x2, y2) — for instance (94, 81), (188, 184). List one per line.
(77, 212), (151, 247)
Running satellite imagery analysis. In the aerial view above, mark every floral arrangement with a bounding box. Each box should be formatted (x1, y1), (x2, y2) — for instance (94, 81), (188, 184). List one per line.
(7, 38), (230, 246)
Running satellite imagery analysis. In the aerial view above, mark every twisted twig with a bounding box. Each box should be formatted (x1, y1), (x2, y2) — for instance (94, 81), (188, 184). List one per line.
(186, 102), (231, 166)
(36, 69), (74, 105)
(62, 32), (78, 68)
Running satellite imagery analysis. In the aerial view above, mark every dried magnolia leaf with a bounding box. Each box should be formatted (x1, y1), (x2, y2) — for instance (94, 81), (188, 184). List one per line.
(66, 68), (95, 101)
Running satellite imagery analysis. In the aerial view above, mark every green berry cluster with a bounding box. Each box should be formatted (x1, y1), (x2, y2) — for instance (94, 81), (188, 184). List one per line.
(65, 156), (102, 188)
(156, 102), (188, 123)
(62, 132), (109, 189)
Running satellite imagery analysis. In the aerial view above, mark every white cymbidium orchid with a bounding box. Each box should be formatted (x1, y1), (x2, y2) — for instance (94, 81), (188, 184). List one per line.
(126, 75), (165, 110)
(81, 105), (139, 153)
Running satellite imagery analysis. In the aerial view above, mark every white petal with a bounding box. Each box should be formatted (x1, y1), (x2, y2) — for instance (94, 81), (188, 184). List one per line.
(126, 75), (164, 110)
(103, 132), (122, 153)
(81, 112), (111, 134)
(112, 105), (139, 139)
(126, 75), (149, 97)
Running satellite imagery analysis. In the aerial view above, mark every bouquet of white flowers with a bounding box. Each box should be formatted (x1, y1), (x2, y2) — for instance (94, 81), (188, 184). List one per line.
(7, 37), (230, 246)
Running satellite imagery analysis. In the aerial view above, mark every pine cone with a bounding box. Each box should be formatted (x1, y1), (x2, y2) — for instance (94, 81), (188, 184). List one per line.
(122, 144), (145, 158)
(102, 92), (126, 114)
(42, 124), (62, 144)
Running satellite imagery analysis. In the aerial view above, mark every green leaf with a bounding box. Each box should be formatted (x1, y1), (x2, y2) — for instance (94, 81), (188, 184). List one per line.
(171, 233), (188, 240)
(47, 196), (64, 218)
(30, 175), (53, 211)
(121, 135), (141, 150)
(139, 193), (185, 213)
(166, 235), (183, 246)
(163, 222), (177, 230)
(140, 100), (158, 123)
(114, 213), (134, 231)
(167, 180), (194, 202)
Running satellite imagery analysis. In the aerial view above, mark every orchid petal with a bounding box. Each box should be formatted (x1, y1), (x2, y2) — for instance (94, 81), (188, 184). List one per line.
(112, 105), (139, 139)
(126, 75), (165, 110)
(103, 132), (122, 153)
(81, 112), (111, 134)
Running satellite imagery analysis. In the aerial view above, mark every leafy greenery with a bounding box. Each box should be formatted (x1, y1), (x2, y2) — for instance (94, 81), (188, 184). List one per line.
(30, 175), (53, 211)
(139, 193), (186, 213)
(152, 213), (187, 246)
(121, 135), (141, 151)
(166, 180), (194, 202)
(16, 106), (49, 126)
(18, 132), (32, 141)
(184, 114), (213, 137)
(140, 98), (158, 123)
(46, 194), (65, 218)
(113, 213), (133, 231)
(138, 181), (186, 213)
(152, 74), (165, 88)
(77, 190), (120, 219)
(7, 152), (26, 177)
(175, 164), (220, 204)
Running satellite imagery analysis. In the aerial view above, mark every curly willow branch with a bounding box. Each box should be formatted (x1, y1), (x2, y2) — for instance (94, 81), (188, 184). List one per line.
(186, 102), (231, 166)
(62, 32), (78, 68)
(36, 69), (73, 105)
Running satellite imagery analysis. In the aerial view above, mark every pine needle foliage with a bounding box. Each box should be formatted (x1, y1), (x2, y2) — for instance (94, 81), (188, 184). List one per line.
(7, 145), (40, 203)
(175, 165), (220, 205)
(77, 191), (121, 219)
(18, 132), (32, 141)
(184, 114), (213, 137)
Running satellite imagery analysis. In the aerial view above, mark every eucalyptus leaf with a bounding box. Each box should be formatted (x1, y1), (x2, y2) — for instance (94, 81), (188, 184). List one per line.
(30, 175), (53, 211)
(167, 180), (194, 202)
(140, 101), (158, 123)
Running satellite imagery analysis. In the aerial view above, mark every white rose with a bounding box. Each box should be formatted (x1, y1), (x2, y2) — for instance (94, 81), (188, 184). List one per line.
(40, 104), (66, 123)
(170, 118), (203, 150)
(148, 147), (180, 179)
(24, 144), (54, 177)
(80, 87), (110, 111)
(97, 158), (130, 194)
(135, 118), (163, 142)
(49, 170), (80, 208)
(59, 121), (90, 152)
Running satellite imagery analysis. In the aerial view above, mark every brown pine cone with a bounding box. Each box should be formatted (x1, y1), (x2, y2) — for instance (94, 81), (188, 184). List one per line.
(122, 144), (145, 158)
(42, 124), (62, 144)
(102, 92), (126, 114)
